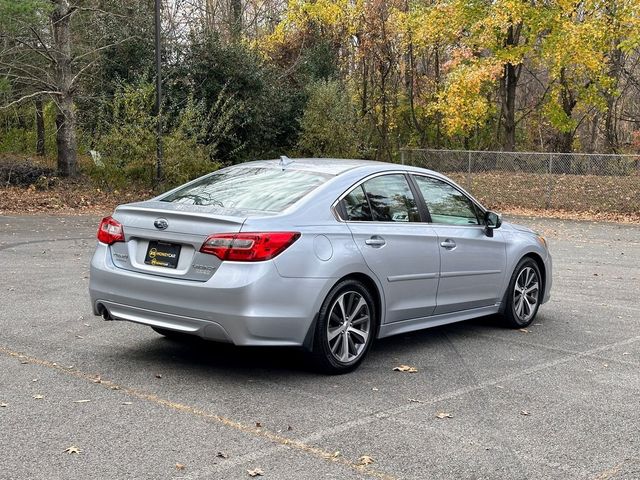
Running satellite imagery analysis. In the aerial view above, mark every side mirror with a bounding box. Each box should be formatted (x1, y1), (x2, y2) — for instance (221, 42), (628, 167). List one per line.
(484, 211), (502, 237)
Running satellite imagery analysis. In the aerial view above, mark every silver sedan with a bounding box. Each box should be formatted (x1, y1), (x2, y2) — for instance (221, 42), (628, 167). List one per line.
(89, 158), (552, 373)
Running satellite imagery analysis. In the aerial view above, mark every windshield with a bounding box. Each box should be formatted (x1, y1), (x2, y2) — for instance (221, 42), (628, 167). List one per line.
(160, 167), (332, 212)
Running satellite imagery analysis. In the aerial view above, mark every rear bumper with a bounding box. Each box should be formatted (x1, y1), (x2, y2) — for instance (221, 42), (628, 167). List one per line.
(89, 243), (330, 346)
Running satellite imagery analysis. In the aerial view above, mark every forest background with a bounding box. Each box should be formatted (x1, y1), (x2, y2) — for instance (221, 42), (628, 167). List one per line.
(1, 0), (639, 197)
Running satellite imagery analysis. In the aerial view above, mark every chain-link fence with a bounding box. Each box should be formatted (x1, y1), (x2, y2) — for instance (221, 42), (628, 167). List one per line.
(400, 149), (640, 215)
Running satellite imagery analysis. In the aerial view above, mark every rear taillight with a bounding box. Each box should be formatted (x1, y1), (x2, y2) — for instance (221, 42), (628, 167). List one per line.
(200, 232), (300, 262)
(97, 216), (125, 245)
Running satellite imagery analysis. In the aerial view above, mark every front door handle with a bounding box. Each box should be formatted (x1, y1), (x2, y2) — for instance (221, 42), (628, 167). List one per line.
(365, 236), (386, 247)
(440, 239), (456, 250)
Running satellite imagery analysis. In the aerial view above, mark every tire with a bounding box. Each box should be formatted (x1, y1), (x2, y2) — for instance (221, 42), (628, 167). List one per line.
(151, 326), (189, 340)
(501, 257), (542, 328)
(310, 279), (377, 374)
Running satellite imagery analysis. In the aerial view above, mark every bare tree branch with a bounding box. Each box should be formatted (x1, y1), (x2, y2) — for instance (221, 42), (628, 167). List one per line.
(71, 36), (136, 63)
(0, 90), (62, 109)
(29, 26), (56, 63)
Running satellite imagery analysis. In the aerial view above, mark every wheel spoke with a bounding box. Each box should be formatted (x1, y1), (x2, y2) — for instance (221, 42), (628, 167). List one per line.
(350, 296), (367, 319)
(523, 297), (531, 317)
(348, 326), (367, 343)
(347, 334), (356, 356)
(328, 326), (342, 342)
(341, 332), (350, 361)
(351, 314), (369, 327)
(336, 295), (347, 322)
(330, 336), (341, 354)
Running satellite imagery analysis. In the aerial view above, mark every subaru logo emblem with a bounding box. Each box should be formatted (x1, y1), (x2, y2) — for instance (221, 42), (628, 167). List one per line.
(154, 218), (168, 230)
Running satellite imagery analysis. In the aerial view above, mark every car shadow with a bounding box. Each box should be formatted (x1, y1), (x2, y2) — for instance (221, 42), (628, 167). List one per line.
(108, 315), (506, 377)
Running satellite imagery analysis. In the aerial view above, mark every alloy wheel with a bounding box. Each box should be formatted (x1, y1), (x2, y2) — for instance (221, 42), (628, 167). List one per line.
(326, 290), (371, 363)
(513, 266), (539, 322)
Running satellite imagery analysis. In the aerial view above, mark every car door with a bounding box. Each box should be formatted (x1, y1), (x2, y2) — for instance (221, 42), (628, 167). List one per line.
(338, 173), (440, 323)
(411, 174), (507, 315)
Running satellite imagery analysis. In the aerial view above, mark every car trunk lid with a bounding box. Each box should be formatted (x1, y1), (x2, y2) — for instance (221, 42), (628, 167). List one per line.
(108, 201), (250, 281)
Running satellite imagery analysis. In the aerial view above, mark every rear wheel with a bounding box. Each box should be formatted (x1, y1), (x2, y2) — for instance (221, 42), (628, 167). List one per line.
(501, 258), (542, 328)
(310, 279), (377, 374)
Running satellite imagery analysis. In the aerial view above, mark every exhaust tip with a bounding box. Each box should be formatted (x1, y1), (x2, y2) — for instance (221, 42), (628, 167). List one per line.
(97, 303), (113, 321)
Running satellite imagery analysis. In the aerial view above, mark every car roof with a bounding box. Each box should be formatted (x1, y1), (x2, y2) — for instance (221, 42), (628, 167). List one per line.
(235, 158), (393, 176)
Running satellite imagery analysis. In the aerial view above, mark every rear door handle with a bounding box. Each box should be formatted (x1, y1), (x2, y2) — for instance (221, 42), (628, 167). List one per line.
(365, 236), (386, 247)
(440, 239), (456, 250)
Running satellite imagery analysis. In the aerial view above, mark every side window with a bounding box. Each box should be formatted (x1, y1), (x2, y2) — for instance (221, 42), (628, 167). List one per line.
(362, 174), (419, 222)
(413, 176), (480, 225)
(341, 185), (372, 221)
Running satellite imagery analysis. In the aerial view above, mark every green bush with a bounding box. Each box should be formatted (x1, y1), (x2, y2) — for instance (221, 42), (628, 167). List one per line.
(296, 80), (364, 158)
(90, 82), (222, 190)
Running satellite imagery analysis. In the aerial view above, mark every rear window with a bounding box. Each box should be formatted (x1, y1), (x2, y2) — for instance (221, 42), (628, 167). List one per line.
(160, 167), (331, 212)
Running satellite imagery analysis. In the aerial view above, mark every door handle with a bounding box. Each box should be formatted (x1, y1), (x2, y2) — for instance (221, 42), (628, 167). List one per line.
(440, 239), (456, 250)
(365, 236), (386, 247)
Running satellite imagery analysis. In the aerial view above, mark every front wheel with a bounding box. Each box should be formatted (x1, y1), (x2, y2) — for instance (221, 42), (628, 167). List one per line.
(501, 258), (542, 328)
(310, 279), (377, 374)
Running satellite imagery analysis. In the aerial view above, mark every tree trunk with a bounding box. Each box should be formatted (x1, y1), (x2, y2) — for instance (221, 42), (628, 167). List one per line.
(502, 62), (517, 151)
(230, 0), (242, 41)
(55, 93), (77, 177)
(554, 68), (578, 156)
(35, 97), (45, 156)
(500, 24), (521, 152)
(51, 0), (77, 177)
(604, 48), (623, 153)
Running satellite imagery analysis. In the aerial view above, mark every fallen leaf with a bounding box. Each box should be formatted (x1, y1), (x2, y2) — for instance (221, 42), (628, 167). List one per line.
(287, 425), (293, 431)
(255, 422), (262, 428)
(358, 455), (375, 466)
(73, 399), (91, 404)
(247, 467), (264, 477)
(216, 452), (228, 459)
(393, 365), (418, 373)
(175, 463), (185, 471)
(65, 446), (81, 454)
(32, 395), (44, 400)
(520, 410), (530, 416)
(435, 412), (453, 419)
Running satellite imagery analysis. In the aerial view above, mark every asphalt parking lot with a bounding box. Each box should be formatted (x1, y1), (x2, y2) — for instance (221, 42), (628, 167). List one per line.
(1, 214), (639, 480)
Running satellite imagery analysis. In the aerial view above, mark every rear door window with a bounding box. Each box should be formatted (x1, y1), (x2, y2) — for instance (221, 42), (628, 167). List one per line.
(340, 174), (419, 222)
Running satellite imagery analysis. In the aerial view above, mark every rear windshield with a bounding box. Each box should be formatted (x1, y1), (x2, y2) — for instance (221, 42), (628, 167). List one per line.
(160, 167), (332, 212)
